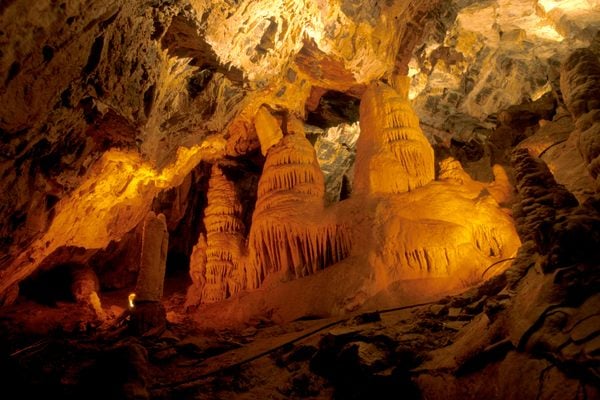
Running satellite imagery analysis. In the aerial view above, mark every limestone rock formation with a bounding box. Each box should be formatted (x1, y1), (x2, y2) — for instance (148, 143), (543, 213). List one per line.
(0, 0), (437, 300)
(135, 212), (168, 303)
(197, 165), (246, 304)
(248, 123), (351, 288)
(70, 265), (100, 304)
(354, 79), (435, 195)
(560, 48), (600, 189)
(130, 211), (168, 335)
(185, 233), (207, 309)
(511, 149), (579, 248)
(410, 0), (600, 139)
(254, 106), (284, 156)
(3, 1), (600, 397)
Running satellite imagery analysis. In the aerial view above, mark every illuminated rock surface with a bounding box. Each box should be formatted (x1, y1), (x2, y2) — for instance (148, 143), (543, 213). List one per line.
(354, 79), (435, 194)
(248, 125), (352, 288)
(197, 165), (246, 304)
(0, 0), (599, 398)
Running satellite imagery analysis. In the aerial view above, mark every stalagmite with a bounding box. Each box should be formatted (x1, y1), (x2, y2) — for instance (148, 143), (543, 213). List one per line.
(70, 265), (100, 304)
(349, 77), (520, 290)
(131, 211), (168, 335)
(70, 265), (106, 320)
(354, 77), (435, 195)
(185, 233), (207, 308)
(248, 118), (351, 289)
(187, 165), (246, 305)
(136, 212), (169, 302)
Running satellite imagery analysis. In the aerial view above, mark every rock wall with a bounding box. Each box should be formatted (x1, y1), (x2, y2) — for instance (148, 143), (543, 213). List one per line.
(560, 48), (600, 190)
(410, 0), (600, 139)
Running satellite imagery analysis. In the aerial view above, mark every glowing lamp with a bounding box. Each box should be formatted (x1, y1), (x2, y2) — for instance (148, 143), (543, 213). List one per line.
(128, 293), (136, 309)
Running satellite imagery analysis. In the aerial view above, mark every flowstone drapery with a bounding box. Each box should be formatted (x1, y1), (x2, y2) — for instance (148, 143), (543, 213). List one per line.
(186, 79), (520, 316)
(354, 78), (435, 195)
(349, 80), (519, 290)
(247, 125), (352, 289)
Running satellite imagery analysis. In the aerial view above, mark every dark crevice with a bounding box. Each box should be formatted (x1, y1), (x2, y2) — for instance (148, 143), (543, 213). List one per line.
(143, 84), (156, 118)
(83, 35), (104, 75)
(306, 90), (360, 129)
(5, 61), (20, 85)
(42, 45), (54, 62)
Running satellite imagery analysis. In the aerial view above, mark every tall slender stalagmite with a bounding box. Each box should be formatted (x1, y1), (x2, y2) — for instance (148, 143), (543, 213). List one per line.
(247, 116), (351, 289)
(196, 165), (246, 304)
(354, 77), (435, 194)
(136, 212), (169, 302)
(131, 211), (168, 335)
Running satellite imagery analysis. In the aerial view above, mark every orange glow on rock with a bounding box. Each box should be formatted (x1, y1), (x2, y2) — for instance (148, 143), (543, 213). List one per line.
(0, 138), (226, 296)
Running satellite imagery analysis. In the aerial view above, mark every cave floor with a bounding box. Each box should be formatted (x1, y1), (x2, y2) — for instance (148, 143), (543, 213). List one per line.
(0, 279), (473, 400)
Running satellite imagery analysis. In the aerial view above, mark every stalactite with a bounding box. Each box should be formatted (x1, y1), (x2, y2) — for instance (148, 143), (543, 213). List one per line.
(248, 130), (351, 289)
(354, 78), (435, 195)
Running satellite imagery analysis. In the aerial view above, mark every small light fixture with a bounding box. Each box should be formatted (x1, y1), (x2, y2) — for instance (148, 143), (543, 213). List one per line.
(128, 293), (136, 309)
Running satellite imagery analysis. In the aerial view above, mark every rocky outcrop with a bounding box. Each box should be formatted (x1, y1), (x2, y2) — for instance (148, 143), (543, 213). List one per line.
(410, 149), (600, 399)
(410, 0), (599, 138)
(314, 122), (360, 204)
(560, 48), (600, 190)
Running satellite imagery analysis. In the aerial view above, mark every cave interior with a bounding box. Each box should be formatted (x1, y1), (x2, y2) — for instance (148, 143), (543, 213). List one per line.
(1, 0), (600, 399)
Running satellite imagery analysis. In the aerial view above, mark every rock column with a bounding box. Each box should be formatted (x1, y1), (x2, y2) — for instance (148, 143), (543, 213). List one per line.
(130, 211), (168, 335)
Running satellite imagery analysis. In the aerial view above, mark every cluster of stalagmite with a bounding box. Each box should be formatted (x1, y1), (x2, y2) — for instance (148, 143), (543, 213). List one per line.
(354, 78), (435, 195)
(505, 147), (600, 389)
(185, 233), (207, 308)
(511, 148), (578, 247)
(196, 166), (246, 304)
(247, 118), (351, 288)
(560, 49), (600, 190)
(184, 80), (521, 308)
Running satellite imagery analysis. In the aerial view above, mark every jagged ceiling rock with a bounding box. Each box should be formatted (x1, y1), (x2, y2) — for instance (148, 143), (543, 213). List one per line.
(410, 0), (600, 134)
